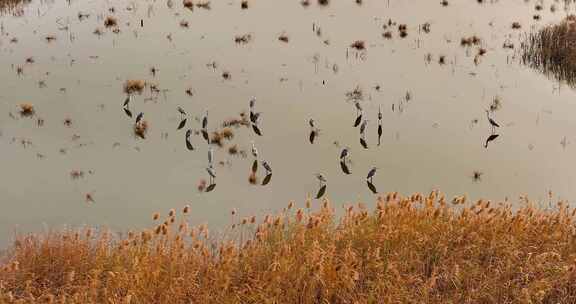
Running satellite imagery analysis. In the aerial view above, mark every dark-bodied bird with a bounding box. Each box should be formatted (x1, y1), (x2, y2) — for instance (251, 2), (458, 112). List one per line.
(202, 110), (208, 130)
(484, 133), (500, 148)
(252, 123), (263, 136)
(177, 118), (187, 130)
(378, 107), (383, 146)
(185, 129), (194, 150)
(135, 112), (143, 124)
(262, 161), (272, 173)
(355, 101), (362, 114)
(360, 119), (368, 135)
(309, 118), (315, 129)
(340, 147), (349, 161)
(250, 111), (261, 124)
(354, 112), (363, 127)
(366, 167), (378, 182)
(177, 106), (186, 116)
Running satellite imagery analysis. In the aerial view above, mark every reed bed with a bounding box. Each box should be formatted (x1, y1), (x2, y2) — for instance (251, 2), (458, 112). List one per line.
(0, 0), (30, 15)
(2, 191), (576, 303)
(522, 15), (576, 87)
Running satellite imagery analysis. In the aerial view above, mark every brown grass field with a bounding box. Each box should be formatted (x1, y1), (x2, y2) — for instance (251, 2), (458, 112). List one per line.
(2, 191), (576, 303)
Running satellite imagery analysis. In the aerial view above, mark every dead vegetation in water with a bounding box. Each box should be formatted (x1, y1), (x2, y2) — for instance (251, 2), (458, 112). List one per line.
(3, 191), (576, 303)
(522, 15), (576, 87)
(460, 35), (481, 46)
(183, 0), (194, 10)
(222, 112), (250, 128)
(345, 85), (364, 102)
(210, 128), (235, 147)
(104, 16), (117, 28)
(195, 1), (210, 9)
(123, 79), (145, 95)
(350, 40), (366, 51)
(0, 0), (30, 16)
(234, 34), (252, 44)
(179, 20), (189, 28)
(18, 103), (34, 117)
(278, 33), (289, 43)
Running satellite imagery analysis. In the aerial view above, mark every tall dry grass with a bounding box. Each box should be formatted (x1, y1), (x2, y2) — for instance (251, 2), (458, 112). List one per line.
(522, 15), (576, 87)
(0, 0), (30, 15)
(2, 192), (576, 303)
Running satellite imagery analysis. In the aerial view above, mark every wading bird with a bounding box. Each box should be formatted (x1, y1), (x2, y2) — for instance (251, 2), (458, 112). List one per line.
(485, 110), (499, 132)
(366, 167), (378, 182)
(315, 173), (327, 185)
(262, 161), (272, 173)
(355, 101), (362, 114)
(340, 147), (349, 161)
(202, 110), (208, 130)
(206, 166), (216, 184)
(250, 111), (261, 124)
(360, 119), (368, 135)
(177, 106), (186, 117)
(208, 146), (214, 166)
(185, 129), (194, 150)
(309, 118), (315, 129)
(251, 141), (258, 159)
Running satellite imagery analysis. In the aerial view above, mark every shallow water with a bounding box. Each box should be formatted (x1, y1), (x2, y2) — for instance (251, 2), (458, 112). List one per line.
(1, 0), (575, 246)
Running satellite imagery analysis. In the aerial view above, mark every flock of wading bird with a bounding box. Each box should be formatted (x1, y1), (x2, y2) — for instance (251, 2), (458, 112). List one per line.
(122, 86), (501, 198)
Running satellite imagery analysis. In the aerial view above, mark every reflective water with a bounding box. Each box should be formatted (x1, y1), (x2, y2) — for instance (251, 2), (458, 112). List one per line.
(1, 0), (576, 245)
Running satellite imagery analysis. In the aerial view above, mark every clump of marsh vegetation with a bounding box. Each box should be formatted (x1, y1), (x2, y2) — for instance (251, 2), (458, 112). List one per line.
(3, 191), (576, 303)
(183, 0), (194, 10)
(103, 16), (117, 28)
(123, 79), (145, 95)
(350, 40), (366, 51)
(234, 34), (252, 44)
(522, 15), (576, 87)
(195, 1), (210, 9)
(18, 103), (35, 117)
(278, 33), (289, 43)
(345, 85), (364, 102)
(0, 0), (30, 16)
(210, 128), (234, 147)
(460, 35), (481, 46)
(222, 112), (250, 128)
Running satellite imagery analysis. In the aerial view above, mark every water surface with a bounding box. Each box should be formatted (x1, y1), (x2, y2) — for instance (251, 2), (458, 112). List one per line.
(1, 0), (575, 245)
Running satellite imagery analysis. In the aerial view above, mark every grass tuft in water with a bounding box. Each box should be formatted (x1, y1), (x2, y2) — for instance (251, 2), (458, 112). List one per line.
(522, 15), (576, 87)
